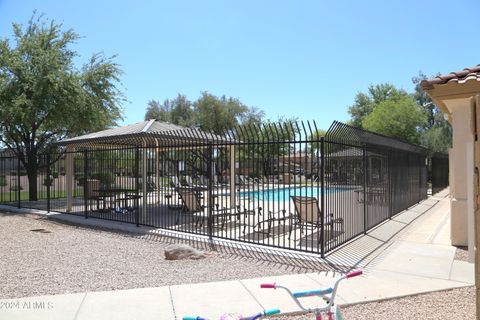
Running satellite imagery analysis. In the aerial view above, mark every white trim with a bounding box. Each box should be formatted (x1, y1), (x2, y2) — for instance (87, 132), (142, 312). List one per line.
(142, 119), (156, 132)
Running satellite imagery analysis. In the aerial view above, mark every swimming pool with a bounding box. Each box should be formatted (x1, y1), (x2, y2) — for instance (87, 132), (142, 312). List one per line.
(239, 186), (346, 201)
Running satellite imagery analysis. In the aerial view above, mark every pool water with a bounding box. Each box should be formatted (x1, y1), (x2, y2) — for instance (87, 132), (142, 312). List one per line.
(239, 186), (345, 201)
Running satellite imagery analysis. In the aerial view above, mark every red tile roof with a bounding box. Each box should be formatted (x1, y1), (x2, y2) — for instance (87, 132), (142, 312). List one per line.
(421, 64), (480, 90)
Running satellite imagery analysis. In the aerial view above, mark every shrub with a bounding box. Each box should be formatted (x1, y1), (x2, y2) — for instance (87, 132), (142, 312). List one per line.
(0, 175), (6, 187)
(75, 173), (85, 186)
(91, 172), (116, 188)
(43, 176), (54, 187)
(10, 185), (23, 191)
(75, 172), (116, 188)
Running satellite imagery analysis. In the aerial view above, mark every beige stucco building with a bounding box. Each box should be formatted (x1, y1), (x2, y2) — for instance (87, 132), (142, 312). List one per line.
(421, 65), (480, 262)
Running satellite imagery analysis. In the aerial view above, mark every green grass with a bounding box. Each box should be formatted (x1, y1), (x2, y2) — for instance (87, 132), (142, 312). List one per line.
(0, 189), (84, 202)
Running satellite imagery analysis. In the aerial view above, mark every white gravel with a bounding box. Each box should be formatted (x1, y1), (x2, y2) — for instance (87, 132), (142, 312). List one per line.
(272, 286), (475, 319)
(1, 211), (475, 320)
(0, 212), (321, 299)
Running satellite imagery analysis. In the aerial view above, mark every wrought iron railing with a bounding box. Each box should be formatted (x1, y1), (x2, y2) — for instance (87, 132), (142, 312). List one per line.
(0, 121), (443, 256)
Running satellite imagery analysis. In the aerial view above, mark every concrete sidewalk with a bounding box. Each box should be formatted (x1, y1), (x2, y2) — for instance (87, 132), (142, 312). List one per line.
(0, 190), (474, 319)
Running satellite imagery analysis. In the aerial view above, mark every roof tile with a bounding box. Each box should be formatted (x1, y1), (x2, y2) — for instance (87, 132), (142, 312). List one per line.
(421, 64), (480, 90)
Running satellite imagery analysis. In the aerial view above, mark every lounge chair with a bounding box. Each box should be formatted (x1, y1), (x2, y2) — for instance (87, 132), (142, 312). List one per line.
(184, 175), (194, 187)
(185, 175), (208, 189)
(289, 196), (344, 244)
(175, 187), (207, 226)
(146, 176), (157, 191)
(263, 175), (280, 184)
(175, 187), (233, 229)
(252, 208), (289, 237)
(170, 176), (182, 188)
(238, 175), (260, 186)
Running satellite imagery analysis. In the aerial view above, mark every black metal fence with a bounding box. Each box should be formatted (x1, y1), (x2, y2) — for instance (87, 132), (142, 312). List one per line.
(430, 152), (449, 195)
(0, 121), (446, 256)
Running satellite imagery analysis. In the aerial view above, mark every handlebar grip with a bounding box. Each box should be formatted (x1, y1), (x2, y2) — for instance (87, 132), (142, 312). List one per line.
(260, 283), (276, 289)
(293, 287), (333, 298)
(264, 308), (281, 316)
(346, 270), (363, 278)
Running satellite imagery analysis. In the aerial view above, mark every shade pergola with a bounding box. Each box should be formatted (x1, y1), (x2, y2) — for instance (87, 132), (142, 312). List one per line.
(55, 120), (237, 214)
(56, 119), (229, 148)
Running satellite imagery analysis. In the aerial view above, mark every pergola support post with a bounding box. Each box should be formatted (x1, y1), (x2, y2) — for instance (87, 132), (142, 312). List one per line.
(66, 145), (74, 212)
(229, 145), (236, 209)
(142, 144), (148, 223)
(156, 144), (160, 203)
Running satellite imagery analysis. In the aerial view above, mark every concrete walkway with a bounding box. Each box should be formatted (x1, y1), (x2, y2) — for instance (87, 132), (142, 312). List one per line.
(0, 190), (474, 319)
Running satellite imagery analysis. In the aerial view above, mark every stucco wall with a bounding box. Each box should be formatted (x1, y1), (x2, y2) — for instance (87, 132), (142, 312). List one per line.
(444, 98), (474, 246)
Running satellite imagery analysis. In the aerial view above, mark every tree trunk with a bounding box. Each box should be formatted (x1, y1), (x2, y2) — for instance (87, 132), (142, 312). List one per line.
(24, 153), (39, 201)
(27, 169), (38, 201)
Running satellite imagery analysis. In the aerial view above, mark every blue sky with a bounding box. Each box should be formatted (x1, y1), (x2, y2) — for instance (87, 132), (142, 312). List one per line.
(0, 0), (479, 130)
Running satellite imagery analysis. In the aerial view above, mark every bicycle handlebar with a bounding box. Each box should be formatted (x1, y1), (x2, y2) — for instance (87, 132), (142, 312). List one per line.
(346, 270), (363, 279)
(264, 308), (281, 316)
(292, 287), (333, 298)
(182, 308), (280, 320)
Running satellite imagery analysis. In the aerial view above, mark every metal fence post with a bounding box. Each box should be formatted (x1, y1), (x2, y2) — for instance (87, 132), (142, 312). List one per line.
(363, 144), (367, 234)
(46, 154), (51, 213)
(320, 137), (325, 257)
(135, 147), (140, 227)
(83, 150), (88, 219)
(207, 143), (213, 240)
(388, 148), (393, 218)
(17, 157), (20, 208)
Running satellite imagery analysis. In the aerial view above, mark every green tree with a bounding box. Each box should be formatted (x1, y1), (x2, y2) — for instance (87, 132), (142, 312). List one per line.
(145, 99), (171, 122)
(237, 118), (298, 176)
(194, 92), (249, 135)
(238, 106), (265, 128)
(145, 92), (264, 134)
(419, 111), (452, 153)
(412, 72), (436, 128)
(348, 84), (409, 127)
(412, 72), (452, 152)
(145, 94), (195, 127)
(308, 128), (327, 153)
(0, 14), (124, 200)
(170, 94), (195, 127)
(362, 96), (427, 144)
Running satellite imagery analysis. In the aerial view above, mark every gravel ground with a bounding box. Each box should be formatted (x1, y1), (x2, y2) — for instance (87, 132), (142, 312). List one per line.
(272, 286), (475, 320)
(454, 246), (469, 262)
(0, 212), (325, 299)
(1, 211), (475, 319)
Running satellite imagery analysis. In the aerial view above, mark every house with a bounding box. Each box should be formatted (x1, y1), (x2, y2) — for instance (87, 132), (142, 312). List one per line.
(421, 65), (480, 261)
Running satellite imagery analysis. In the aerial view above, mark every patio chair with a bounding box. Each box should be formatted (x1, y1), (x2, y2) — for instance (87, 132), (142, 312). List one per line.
(238, 175), (259, 186)
(175, 187), (232, 229)
(289, 196), (344, 244)
(184, 175), (207, 194)
(176, 187), (205, 226)
(85, 179), (107, 212)
(263, 175), (280, 184)
(170, 176), (182, 188)
(251, 208), (289, 237)
(146, 176), (157, 191)
(184, 175), (194, 187)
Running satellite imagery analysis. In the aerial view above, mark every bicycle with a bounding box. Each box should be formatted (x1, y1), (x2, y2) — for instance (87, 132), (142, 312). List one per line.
(183, 308), (280, 320)
(260, 270), (363, 320)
